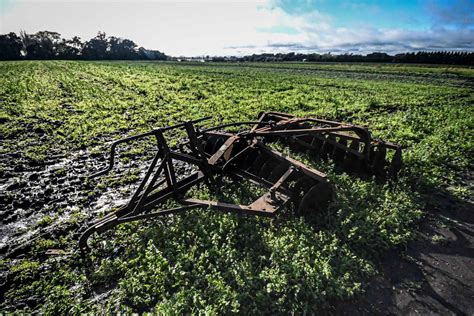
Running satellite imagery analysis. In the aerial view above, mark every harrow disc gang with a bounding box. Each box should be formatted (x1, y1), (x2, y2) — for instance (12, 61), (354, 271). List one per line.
(78, 111), (401, 251)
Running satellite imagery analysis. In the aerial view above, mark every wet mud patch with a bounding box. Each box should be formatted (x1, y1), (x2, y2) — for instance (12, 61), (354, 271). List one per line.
(0, 138), (183, 310)
(1, 139), (156, 258)
(1, 149), (96, 257)
(0, 132), (203, 258)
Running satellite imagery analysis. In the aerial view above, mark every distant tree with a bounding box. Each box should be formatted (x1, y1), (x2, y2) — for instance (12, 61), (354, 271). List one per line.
(0, 32), (23, 60)
(56, 36), (83, 59)
(138, 47), (167, 60)
(107, 36), (139, 59)
(390, 51), (473, 65)
(21, 30), (62, 59)
(233, 50), (473, 65)
(365, 52), (392, 62)
(82, 31), (108, 60)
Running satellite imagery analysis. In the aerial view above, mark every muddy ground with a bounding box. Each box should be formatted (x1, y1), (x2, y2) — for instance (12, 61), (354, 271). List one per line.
(0, 139), (156, 259)
(1, 63), (473, 313)
(2, 141), (473, 314)
(336, 183), (474, 315)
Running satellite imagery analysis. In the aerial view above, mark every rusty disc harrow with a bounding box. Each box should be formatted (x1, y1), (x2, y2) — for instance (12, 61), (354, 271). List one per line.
(79, 111), (402, 251)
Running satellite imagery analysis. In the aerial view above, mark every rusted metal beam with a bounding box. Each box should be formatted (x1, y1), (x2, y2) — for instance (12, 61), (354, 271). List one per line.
(79, 111), (401, 252)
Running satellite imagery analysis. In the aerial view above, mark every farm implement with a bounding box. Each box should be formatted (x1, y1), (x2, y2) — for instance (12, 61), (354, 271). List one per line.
(79, 111), (402, 251)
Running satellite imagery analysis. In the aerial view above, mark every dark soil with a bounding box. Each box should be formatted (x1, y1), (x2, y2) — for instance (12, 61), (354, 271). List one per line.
(3, 147), (472, 314)
(2, 142), (473, 314)
(335, 187), (474, 315)
(0, 141), (152, 258)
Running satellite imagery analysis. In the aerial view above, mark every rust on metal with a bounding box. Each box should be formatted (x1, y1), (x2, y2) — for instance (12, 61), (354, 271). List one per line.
(79, 112), (402, 251)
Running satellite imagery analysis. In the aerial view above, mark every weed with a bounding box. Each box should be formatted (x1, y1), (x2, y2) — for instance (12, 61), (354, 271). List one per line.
(0, 60), (472, 313)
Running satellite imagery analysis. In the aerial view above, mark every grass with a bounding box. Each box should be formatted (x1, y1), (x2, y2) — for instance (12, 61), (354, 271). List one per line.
(0, 60), (472, 313)
(235, 61), (474, 77)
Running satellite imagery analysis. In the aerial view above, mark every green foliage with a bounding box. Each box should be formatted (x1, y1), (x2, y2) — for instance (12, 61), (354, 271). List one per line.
(36, 215), (54, 227)
(0, 61), (472, 313)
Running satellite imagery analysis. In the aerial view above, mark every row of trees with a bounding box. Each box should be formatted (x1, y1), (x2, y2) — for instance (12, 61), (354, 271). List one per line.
(230, 51), (473, 65)
(1, 30), (472, 64)
(0, 31), (167, 60)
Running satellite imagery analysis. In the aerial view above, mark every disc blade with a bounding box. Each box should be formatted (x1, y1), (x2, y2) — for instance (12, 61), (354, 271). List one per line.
(291, 177), (315, 208)
(343, 140), (361, 172)
(333, 137), (348, 163)
(320, 134), (336, 160)
(388, 147), (402, 178)
(212, 138), (225, 155)
(268, 161), (291, 182)
(249, 154), (270, 175)
(259, 158), (280, 180)
(296, 182), (333, 216)
(373, 146), (387, 175)
(204, 136), (219, 155)
(242, 149), (259, 170)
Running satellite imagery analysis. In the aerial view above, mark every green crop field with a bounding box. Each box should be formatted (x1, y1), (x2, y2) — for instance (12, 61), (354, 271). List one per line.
(0, 61), (473, 313)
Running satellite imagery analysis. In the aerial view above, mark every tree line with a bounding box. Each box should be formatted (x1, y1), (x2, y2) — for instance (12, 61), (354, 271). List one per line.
(220, 51), (473, 65)
(0, 31), (167, 60)
(1, 30), (472, 65)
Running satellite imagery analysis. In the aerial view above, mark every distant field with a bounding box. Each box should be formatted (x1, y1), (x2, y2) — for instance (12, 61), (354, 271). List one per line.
(241, 61), (474, 76)
(179, 61), (474, 78)
(0, 61), (472, 313)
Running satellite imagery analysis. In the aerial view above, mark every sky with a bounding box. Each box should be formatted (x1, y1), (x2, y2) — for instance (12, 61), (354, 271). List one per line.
(0, 0), (473, 56)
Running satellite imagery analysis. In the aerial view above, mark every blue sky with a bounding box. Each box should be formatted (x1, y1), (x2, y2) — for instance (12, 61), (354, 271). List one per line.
(1, 0), (473, 56)
(274, 0), (430, 29)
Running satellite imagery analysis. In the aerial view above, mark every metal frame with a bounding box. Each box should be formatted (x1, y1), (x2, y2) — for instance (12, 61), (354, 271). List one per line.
(79, 112), (402, 251)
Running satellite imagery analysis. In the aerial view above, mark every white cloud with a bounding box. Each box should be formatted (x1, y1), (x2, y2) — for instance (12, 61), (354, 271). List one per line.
(1, 0), (309, 55)
(1, 0), (472, 55)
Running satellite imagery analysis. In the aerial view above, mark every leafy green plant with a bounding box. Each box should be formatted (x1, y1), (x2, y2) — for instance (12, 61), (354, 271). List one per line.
(0, 60), (472, 313)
